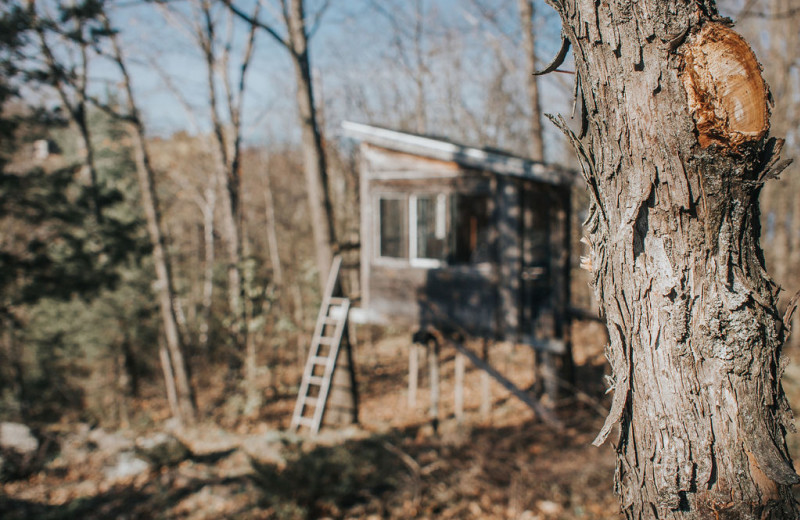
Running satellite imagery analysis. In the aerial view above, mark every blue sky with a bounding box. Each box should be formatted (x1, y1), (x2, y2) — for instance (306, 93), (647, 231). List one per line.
(62, 0), (578, 160)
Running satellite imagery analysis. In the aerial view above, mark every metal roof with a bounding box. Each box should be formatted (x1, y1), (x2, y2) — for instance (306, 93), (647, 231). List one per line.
(341, 120), (574, 186)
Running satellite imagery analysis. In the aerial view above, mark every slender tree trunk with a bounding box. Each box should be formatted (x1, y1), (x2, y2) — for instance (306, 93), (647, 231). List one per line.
(106, 17), (197, 425)
(412, 0), (427, 134)
(128, 125), (197, 426)
(199, 181), (216, 350)
(547, 0), (799, 516)
(287, 0), (337, 289)
(199, 1), (246, 342)
(517, 0), (545, 163)
(262, 160), (283, 285)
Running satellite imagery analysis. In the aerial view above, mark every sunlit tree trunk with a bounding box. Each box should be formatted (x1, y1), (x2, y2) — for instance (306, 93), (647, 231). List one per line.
(517, 0), (544, 162)
(286, 0), (337, 289)
(547, 0), (799, 516)
(105, 15), (196, 426)
(199, 176), (216, 350)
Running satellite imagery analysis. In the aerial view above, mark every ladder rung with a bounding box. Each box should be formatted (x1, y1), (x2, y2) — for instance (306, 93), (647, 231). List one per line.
(323, 317), (339, 325)
(295, 417), (315, 428)
(308, 376), (325, 385)
(310, 355), (329, 365)
(328, 297), (347, 306)
(318, 337), (337, 345)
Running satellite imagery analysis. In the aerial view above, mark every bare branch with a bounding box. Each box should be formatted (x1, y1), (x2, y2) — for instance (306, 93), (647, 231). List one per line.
(306, 0), (331, 39)
(147, 56), (201, 133)
(220, 0), (289, 48)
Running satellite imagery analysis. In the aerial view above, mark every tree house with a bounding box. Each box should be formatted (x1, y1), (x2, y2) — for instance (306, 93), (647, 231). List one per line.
(343, 121), (574, 350)
(336, 121), (576, 428)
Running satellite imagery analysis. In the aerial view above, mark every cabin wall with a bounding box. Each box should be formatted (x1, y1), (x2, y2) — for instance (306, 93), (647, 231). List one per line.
(358, 143), (570, 345)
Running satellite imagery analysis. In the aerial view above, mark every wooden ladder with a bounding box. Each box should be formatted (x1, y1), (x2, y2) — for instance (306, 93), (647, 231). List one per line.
(290, 255), (350, 434)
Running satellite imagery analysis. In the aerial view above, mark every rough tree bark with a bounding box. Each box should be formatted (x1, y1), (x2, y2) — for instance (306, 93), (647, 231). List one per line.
(545, 0), (799, 517)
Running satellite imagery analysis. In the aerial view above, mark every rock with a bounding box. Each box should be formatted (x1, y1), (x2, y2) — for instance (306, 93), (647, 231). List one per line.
(174, 425), (242, 457)
(88, 428), (135, 454)
(135, 432), (189, 467)
(104, 451), (150, 481)
(536, 500), (563, 516)
(0, 422), (41, 481)
(0, 422), (38, 454)
(313, 425), (369, 447)
(241, 435), (286, 469)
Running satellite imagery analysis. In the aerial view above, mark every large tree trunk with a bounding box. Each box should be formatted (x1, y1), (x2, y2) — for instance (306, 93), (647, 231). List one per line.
(287, 0), (337, 289)
(547, 0), (799, 516)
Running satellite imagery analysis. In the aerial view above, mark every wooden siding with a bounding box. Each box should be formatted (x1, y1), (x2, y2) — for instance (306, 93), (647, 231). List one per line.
(358, 142), (570, 345)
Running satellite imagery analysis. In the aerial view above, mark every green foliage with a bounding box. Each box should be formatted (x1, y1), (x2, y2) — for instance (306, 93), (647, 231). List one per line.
(0, 165), (146, 313)
(0, 1), (32, 148)
(0, 96), (158, 423)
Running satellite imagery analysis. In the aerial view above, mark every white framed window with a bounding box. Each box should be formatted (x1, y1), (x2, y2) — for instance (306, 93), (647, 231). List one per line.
(375, 192), (490, 267)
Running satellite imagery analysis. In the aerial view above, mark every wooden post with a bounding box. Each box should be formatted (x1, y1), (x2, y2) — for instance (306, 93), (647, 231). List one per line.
(428, 338), (440, 432)
(409, 342), (419, 407)
(480, 338), (491, 419)
(454, 347), (465, 423)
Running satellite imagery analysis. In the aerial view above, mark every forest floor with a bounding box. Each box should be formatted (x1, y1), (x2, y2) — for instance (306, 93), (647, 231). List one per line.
(8, 319), (799, 519)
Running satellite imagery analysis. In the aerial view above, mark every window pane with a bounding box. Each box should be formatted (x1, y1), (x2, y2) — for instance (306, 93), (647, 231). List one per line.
(451, 195), (490, 264)
(416, 195), (447, 261)
(379, 198), (407, 258)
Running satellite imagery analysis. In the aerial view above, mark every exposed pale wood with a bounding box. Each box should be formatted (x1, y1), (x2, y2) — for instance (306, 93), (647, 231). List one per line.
(681, 22), (770, 148)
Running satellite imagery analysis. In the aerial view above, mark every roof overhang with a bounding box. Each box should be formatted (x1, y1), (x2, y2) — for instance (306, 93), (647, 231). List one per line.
(341, 120), (574, 186)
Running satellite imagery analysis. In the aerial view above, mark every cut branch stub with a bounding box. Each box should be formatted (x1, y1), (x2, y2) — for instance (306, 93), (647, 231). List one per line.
(681, 22), (769, 149)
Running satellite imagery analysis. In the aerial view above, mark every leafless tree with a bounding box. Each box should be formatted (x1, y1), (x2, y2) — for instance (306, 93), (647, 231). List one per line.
(224, 0), (337, 291)
(100, 12), (197, 426)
